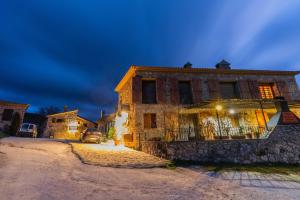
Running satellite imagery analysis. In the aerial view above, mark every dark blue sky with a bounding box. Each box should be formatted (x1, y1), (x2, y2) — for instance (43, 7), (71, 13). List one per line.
(1, 0), (300, 121)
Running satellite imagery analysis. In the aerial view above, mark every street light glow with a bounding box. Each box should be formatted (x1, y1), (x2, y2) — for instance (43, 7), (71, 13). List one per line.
(215, 105), (222, 111)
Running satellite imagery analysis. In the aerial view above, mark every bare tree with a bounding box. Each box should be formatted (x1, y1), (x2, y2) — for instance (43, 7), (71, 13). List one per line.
(38, 106), (62, 116)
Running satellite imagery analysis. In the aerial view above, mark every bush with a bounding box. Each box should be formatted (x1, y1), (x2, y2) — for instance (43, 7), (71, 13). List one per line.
(107, 127), (116, 139)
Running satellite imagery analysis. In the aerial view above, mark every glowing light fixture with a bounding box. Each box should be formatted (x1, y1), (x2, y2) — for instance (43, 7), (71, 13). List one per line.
(215, 105), (222, 111)
(229, 109), (235, 114)
(114, 111), (128, 141)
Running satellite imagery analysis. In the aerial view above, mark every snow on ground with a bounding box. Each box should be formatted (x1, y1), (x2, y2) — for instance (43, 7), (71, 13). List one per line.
(71, 140), (169, 168)
(0, 137), (299, 200)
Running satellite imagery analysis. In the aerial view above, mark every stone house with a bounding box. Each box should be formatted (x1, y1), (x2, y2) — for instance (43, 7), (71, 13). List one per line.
(44, 110), (97, 140)
(0, 100), (29, 135)
(115, 61), (300, 149)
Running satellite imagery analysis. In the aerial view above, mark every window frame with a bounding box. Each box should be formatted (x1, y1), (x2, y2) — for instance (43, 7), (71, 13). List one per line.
(142, 80), (157, 104)
(144, 113), (157, 129)
(259, 83), (274, 99)
(219, 81), (239, 99)
(178, 81), (194, 105)
(2, 109), (14, 121)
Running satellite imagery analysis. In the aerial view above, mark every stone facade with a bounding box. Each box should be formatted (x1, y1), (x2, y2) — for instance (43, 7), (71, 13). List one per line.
(141, 125), (300, 164)
(0, 100), (29, 134)
(44, 110), (96, 140)
(115, 65), (300, 149)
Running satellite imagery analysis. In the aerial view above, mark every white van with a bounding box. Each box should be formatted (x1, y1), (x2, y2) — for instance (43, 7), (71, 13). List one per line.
(18, 123), (38, 138)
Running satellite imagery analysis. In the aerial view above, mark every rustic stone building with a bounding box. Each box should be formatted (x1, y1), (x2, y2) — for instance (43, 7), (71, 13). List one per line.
(0, 100), (29, 135)
(44, 110), (97, 140)
(115, 61), (300, 149)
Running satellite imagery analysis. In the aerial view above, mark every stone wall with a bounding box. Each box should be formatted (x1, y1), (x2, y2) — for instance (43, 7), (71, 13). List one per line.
(0, 104), (28, 133)
(141, 125), (300, 164)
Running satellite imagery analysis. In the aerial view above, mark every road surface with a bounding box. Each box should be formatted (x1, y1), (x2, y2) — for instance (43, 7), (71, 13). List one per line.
(0, 137), (299, 200)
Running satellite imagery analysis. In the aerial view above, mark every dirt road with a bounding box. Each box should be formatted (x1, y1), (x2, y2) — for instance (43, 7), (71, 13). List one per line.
(0, 137), (299, 200)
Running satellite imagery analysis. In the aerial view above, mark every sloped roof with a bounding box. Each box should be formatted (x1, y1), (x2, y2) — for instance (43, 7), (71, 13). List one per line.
(115, 65), (300, 92)
(0, 100), (29, 108)
(47, 110), (78, 117)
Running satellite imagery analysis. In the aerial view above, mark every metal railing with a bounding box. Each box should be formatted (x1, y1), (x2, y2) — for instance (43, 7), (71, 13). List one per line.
(164, 125), (271, 142)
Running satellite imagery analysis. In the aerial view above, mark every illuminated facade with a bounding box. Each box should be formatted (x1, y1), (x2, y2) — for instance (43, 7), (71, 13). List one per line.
(115, 61), (300, 149)
(44, 110), (96, 140)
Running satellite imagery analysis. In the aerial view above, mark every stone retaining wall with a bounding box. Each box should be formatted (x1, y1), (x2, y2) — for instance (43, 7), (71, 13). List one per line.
(141, 125), (300, 164)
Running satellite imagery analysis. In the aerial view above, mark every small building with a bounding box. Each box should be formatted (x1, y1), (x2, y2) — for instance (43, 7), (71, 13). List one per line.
(0, 100), (29, 135)
(115, 61), (300, 149)
(44, 110), (97, 140)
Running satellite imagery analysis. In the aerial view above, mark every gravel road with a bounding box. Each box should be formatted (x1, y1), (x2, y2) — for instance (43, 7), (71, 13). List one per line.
(0, 137), (299, 200)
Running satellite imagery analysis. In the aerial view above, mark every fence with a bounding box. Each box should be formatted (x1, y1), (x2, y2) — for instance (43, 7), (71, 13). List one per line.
(160, 125), (272, 142)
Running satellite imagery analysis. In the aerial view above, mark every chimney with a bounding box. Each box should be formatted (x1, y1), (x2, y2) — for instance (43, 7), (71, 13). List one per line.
(64, 105), (68, 112)
(183, 62), (192, 69)
(216, 59), (231, 69)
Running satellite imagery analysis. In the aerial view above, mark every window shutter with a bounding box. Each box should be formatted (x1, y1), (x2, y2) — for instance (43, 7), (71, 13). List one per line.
(237, 80), (251, 99)
(132, 76), (141, 104)
(248, 80), (261, 99)
(192, 79), (202, 104)
(170, 78), (179, 105)
(207, 79), (220, 99)
(276, 81), (291, 101)
(272, 83), (280, 97)
(157, 78), (166, 104)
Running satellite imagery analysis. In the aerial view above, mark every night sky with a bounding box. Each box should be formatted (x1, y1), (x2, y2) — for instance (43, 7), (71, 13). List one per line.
(1, 0), (300, 121)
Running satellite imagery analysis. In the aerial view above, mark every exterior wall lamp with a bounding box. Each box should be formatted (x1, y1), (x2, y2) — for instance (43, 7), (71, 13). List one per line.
(229, 109), (235, 115)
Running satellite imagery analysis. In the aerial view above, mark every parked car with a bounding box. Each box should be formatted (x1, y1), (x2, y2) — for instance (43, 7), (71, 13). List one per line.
(18, 123), (38, 138)
(81, 128), (102, 143)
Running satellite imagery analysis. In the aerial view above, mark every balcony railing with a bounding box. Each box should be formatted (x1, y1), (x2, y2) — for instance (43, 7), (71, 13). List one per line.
(165, 125), (272, 142)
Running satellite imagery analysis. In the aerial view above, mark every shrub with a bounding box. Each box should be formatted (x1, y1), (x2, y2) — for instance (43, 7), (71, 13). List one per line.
(107, 127), (116, 139)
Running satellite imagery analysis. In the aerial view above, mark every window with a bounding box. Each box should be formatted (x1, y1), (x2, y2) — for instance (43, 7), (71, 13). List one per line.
(179, 81), (193, 104)
(52, 118), (56, 123)
(2, 109), (14, 121)
(144, 113), (157, 129)
(68, 126), (78, 131)
(56, 118), (64, 123)
(259, 84), (274, 99)
(142, 80), (157, 104)
(220, 82), (239, 99)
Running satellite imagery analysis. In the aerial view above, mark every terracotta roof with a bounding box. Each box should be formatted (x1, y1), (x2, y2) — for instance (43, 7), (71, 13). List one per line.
(115, 65), (300, 92)
(0, 100), (29, 108)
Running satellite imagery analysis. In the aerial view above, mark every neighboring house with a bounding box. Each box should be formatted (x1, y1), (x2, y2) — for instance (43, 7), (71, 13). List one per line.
(97, 112), (115, 136)
(44, 110), (97, 140)
(23, 113), (47, 137)
(115, 61), (300, 148)
(0, 100), (29, 135)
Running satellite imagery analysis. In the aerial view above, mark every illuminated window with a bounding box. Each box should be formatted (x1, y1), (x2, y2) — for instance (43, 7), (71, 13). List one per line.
(259, 84), (274, 99)
(144, 113), (157, 129)
(68, 126), (77, 131)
